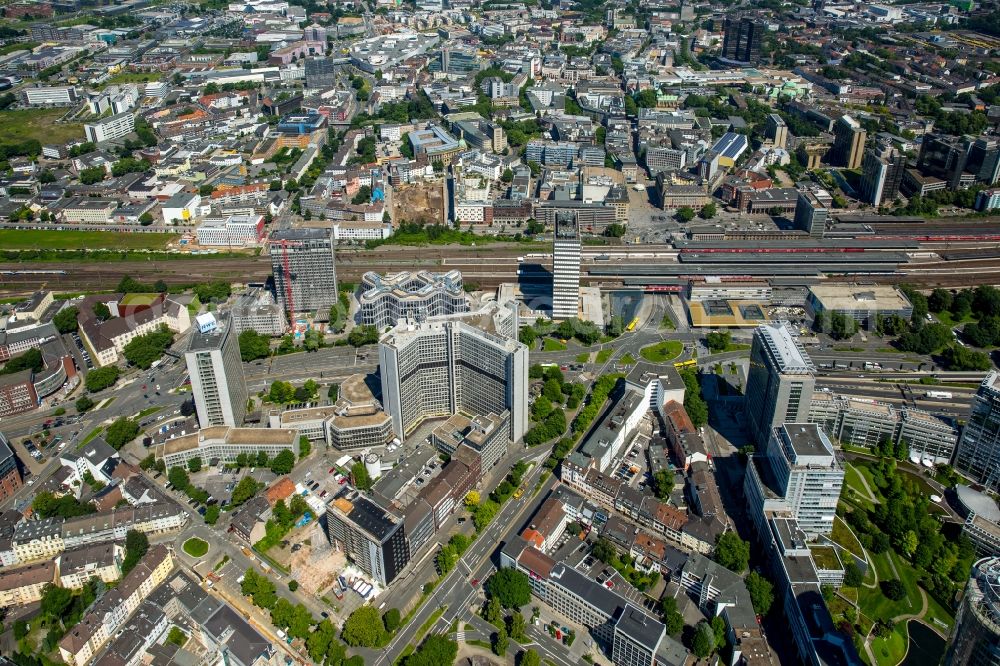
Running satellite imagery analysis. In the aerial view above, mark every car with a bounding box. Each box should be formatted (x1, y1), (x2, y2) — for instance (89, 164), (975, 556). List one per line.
(329, 467), (336, 474)
(321, 611), (329, 619)
(471, 578), (479, 586)
(320, 490), (328, 498)
(338, 478), (347, 485)
(457, 517), (466, 524)
(198, 506), (207, 516)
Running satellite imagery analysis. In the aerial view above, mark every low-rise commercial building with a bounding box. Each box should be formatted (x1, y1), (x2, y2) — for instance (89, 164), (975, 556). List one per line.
(154, 426), (299, 468)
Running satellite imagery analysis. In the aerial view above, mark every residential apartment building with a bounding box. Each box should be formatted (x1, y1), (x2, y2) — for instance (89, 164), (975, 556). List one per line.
(793, 191), (828, 238)
(858, 147), (906, 206)
(59, 545), (174, 666)
(955, 370), (1000, 493)
(325, 495), (409, 586)
(378, 301), (528, 443)
(84, 111), (136, 144)
(745, 322), (816, 447)
(721, 16), (763, 64)
(831, 115), (866, 169)
(58, 542), (124, 588)
(154, 426), (299, 468)
(0, 560), (57, 606)
(185, 313), (247, 429)
(269, 228), (339, 316)
(359, 270), (469, 330)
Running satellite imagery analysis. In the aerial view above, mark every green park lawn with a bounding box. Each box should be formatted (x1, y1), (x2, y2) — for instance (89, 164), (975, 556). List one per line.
(183, 538), (209, 557)
(639, 340), (683, 363)
(0, 230), (178, 251)
(830, 516), (865, 560)
(596, 349), (613, 363)
(842, 463), (877, 511)
(0, 108), (83, 145)
(542, 338), (567, 352)
(870, 622), (907, 666)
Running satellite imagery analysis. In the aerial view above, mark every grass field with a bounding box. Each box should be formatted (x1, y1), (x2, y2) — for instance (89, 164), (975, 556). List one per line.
(859, 550), (921, 620)
(620, 353), (636, 365)
(659, 314), (676, 330)
(0, 108), (83, 145)
(182, 537), (209, 557)
(0, 230), (179, 250)
(596, 349), (613, 363)
(870, 622), (907, 666)
(100, 71), (162, 87)
(831, 516), (865, 560)
(842, 463), (877, 511)
(639, 340), (683, 363)
(575, 352), (590, 363)
(542, 338), (567, 351)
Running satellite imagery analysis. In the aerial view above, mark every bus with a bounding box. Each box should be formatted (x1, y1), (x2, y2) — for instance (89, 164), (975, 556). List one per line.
(626, 317), (639, 332)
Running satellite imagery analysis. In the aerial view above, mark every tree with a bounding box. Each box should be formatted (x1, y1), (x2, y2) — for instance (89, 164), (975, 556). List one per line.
(928, 288), (952, 313)
(40, 584), (73, 621)
(168, 466), (190, 491)
(270, 449), (296, 475)
(86, 365), (121, 393)
(383, 607), (401, 632)
(676, 206), (696, 222)
(745, 571), (775, 615)
(105, 417), (139, 450)
(91, 301), (113, 323)
(700, 202), (717, 219)
(520, 649), (541, 666)
(692, 621), (715, 658)
(53, 306), (79, 333)
(288, 580), (299, 592)
(829, 311), (858, 340)
(122, 529), (149, 575)
(232, 477), (262, 505)
(188, 456), (203, 473)
(298, 436), (311, 459)
(843, 561), (864, 587)
(239, 330), (271, 362)
(139, 212), (154, 226)
(484, 596), (504, 626)
(123, 325), (173, 369)
(592, 537), (616, 563)
(714, 532), (750, 573)
(204, 504), (220, 525)
(79, 167), (106, 184)
(406, 635), (458, 666)
(465, 490), (481, 507)
(342, 606), (388, 647)
(75, 395), (95, 412)
(350, 461), (373, 490)
(501, 168), (514, 183)
(706, 331), (731, 353)
(492, 625), (509, 656)
(485, 568), (532, 608)
(509, 611), (527, 642)
(661, 596), (683, 636)
(881, 579), (906, 601)
(268, 380), (295, 404)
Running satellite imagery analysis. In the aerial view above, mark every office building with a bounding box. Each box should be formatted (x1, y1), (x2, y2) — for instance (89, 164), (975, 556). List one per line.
(793, 191), (828, 238)
(378, 302), (528, 443)
(745, 322), (815, 447)
(967, 137), (1000, 186)
(231, 287), (287, 337)
(185, 314), (247, 429)
(917, 134), (975, 191)
(0, 432), (22, 501)
(859, 147), (906, 206)
(765, 114), (788, 149)
(721, 16), (763, 64)
(433, 46), (481, 75)
(944, 557), (1000, 666)
(84, 112), (135, 144)
(831, 115), (866, 169)
(154, 426), (299, 468)
(195, 214), (265, 247)
(500, 537), (687, 665)
(745, 423), (844, 537)
(956, 371), (1000, 493)
(269, 228), (338, 316)
(359, 270), (469, 330)
(552, 212), (581, 321)
(22, 85), (78, 106)
(304, 56), (337, 89)
(326, 495), (409, 586)
(954, 485), (1000, 559)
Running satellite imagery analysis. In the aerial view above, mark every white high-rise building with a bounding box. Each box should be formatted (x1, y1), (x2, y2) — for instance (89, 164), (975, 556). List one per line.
(956, 371), (1000, 493)
(745, 322), (816, 446)
(552, 213), (581, 321)
(185, 314), (248, 429)
(378, 301), (528, 443)
(745, 423), (844, 538)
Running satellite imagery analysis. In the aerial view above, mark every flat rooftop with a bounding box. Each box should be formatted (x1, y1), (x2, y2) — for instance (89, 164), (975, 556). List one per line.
(756, 321), (814, 374)
(780, 423), (834, 460)
(808, 284), (911, 311)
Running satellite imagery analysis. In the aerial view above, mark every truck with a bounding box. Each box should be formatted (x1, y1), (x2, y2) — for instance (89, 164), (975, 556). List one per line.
(149, 359), (162, 370)
(925, 391), (953, 399)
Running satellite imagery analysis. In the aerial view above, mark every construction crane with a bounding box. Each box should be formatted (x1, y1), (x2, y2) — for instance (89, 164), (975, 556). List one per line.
(267, 237), (304, 317)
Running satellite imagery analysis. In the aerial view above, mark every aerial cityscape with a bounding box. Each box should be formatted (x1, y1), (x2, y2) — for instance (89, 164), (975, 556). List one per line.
(1, 0), (1000, 665)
